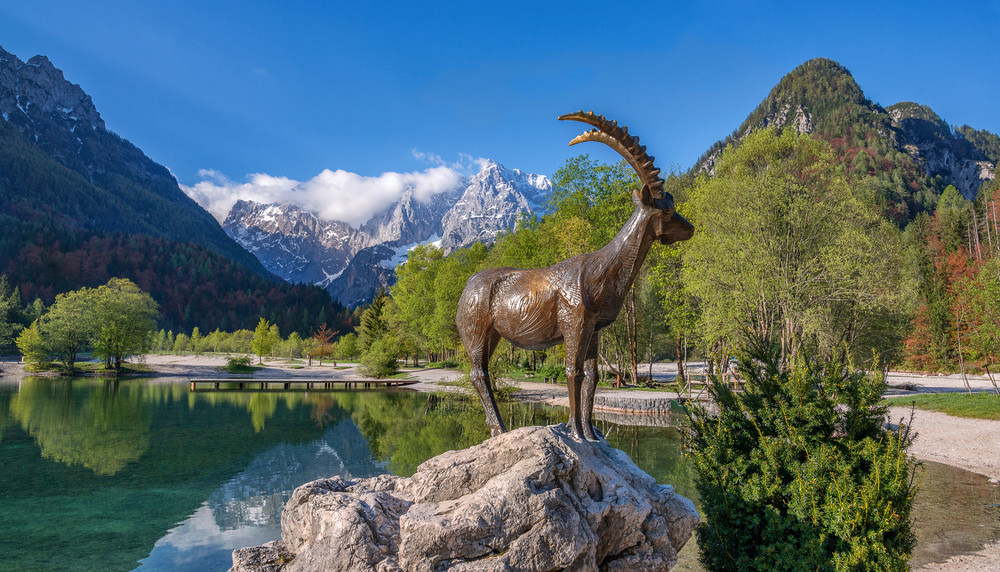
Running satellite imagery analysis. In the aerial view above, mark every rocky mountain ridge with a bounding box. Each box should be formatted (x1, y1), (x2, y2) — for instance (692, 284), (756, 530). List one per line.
(0, 45), (348, 334)
(223, 160), (552, 306)
(0, 44), (268, 274)
(696, 58), (996, 202)
(888, 102), (996, 199)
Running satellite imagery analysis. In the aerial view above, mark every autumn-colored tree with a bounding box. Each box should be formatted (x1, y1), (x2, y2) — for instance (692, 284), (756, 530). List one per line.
(312, 323), (336, 365)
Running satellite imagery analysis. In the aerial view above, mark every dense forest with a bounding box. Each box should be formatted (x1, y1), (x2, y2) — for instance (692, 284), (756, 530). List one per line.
(0, 89), (352, 342)
(0, 230), (350, 335)
(358, 59), (999, 383)
(370, 144), (998, 382)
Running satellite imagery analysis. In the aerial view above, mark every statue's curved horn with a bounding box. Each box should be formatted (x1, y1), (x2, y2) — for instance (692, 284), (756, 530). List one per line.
(558, 111), (664, 198)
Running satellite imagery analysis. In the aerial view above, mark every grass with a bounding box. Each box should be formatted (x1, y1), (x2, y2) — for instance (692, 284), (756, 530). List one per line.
(883, 392), (1000, 421)
(21, 361), (154, 375)
(384, 371), (415, 380)
(424, 360), (460, 369)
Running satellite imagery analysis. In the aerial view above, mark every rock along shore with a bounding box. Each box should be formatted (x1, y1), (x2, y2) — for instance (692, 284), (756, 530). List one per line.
(230, 424), (699, 572)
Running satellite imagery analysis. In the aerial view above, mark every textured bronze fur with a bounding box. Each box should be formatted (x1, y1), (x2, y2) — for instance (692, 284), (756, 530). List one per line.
(456, 112), (695, 440)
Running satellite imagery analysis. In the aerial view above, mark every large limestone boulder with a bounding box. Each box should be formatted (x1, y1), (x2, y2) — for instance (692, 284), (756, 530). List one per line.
(231, 424), (698, 572)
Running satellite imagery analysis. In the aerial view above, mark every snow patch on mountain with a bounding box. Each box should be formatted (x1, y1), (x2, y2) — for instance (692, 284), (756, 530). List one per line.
(222, 160), (552, 307)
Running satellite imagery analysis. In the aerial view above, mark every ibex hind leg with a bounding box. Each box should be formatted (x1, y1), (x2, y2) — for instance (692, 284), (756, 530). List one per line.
(581, 333), (602, 442)
(465, 328), (506, 437)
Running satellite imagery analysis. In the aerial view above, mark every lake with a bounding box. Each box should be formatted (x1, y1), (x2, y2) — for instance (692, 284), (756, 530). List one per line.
(0, 377), (997, 571)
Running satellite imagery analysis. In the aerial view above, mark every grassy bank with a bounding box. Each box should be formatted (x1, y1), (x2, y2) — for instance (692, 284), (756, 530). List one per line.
(884, 392), (1000, 420)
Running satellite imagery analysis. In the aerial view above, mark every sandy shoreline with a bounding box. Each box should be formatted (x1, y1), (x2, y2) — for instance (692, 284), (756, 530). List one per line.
(3, 355), (998, 569)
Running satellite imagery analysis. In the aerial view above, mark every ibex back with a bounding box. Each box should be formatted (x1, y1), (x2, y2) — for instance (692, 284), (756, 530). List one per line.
(456, 112), (695, 441)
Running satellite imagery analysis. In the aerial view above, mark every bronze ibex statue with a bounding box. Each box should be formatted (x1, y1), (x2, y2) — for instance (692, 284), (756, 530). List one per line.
(456, 111), (695, 441)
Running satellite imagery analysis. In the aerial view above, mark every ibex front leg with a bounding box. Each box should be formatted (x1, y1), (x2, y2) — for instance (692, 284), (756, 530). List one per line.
(564, 316), (596, 440)
(581, 331), (602, 442)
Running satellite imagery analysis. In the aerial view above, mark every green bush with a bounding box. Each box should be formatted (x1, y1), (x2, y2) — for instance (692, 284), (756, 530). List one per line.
(223, 355), (255, 373)
(536, 364), (565, 381)
(448, 372), (520, 403)
(686, 342), (918, 571)
(358, 337), (400, 378)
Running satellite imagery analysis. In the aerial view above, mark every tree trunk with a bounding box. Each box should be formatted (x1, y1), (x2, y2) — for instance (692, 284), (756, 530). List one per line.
(956, 313), (971, 394)
(627, 290), (639, 386)
(675, 336), (686, 387)
(985, 359), (1000, 396)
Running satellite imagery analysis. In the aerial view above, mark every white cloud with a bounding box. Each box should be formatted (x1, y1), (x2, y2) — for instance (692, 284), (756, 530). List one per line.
(181, 163), (475, 227)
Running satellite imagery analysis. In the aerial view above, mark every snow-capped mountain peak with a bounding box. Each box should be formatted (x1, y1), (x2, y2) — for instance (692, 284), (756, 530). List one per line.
(222, 160), (552, 307)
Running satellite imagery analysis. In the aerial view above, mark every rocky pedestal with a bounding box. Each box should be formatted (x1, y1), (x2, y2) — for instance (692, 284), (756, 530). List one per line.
(231, 424), (699, 572)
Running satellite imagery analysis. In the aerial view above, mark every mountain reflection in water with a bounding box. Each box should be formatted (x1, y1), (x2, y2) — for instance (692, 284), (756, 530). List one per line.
(137, 421), (385, 571)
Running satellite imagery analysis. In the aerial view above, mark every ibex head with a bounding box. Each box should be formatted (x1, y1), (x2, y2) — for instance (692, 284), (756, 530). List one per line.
(559, 111), (693, 245)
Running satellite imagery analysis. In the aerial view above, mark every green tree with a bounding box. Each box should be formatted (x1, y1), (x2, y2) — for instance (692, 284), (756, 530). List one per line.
(686, 342), (918, 570)
(268, 323), (281, 358)
(16, 320), (48, 364)
(173, 333), (190, 354)
(334, 332), (359, 360)
(282, 331), (304, 358)
(648, 241), (699, 385)
(935, 185), (973, 252)
(358, 334), (400, 378)
(91, 278), (159, 369)
(189, 327), (204, 355)
(40, 287), (98, 371)
(388, 245), (443, 360)
(684, 128), (905, 366)
(24, 298), (46, 324)
(0, 275), (23, 351)
(251, 318), (275, 364)
(358, 291), (390, 352)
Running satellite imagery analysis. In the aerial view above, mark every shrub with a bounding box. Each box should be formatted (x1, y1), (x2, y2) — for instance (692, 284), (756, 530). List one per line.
(685, 342), (919, 571)
(223, 355), (255, 373)
(450, 372), (520, 402)
(536, 364), (565, 381)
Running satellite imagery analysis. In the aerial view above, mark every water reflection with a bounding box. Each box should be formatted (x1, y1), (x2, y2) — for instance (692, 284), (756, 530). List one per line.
(136, 421), (386, 571)
(0, 378), (997, 572)
(10, 379), (152, 475)
(910, 460), (1000, 567)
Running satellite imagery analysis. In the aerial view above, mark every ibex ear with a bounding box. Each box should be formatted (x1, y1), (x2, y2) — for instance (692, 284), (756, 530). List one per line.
(639, 184), (655, 206)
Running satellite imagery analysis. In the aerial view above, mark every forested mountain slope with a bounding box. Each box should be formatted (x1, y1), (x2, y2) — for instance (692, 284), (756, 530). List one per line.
(695, 58), (996, 223)
(0, 46), (347, 334)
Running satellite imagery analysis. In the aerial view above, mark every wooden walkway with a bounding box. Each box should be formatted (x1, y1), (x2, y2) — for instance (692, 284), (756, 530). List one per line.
(189, 378), (418, 392)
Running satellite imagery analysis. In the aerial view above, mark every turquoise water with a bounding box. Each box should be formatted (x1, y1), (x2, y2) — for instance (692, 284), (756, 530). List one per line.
(0, 377), (996, 571)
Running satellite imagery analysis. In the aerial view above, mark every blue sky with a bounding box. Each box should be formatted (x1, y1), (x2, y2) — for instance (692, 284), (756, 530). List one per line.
(3, 1), (999, 222)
